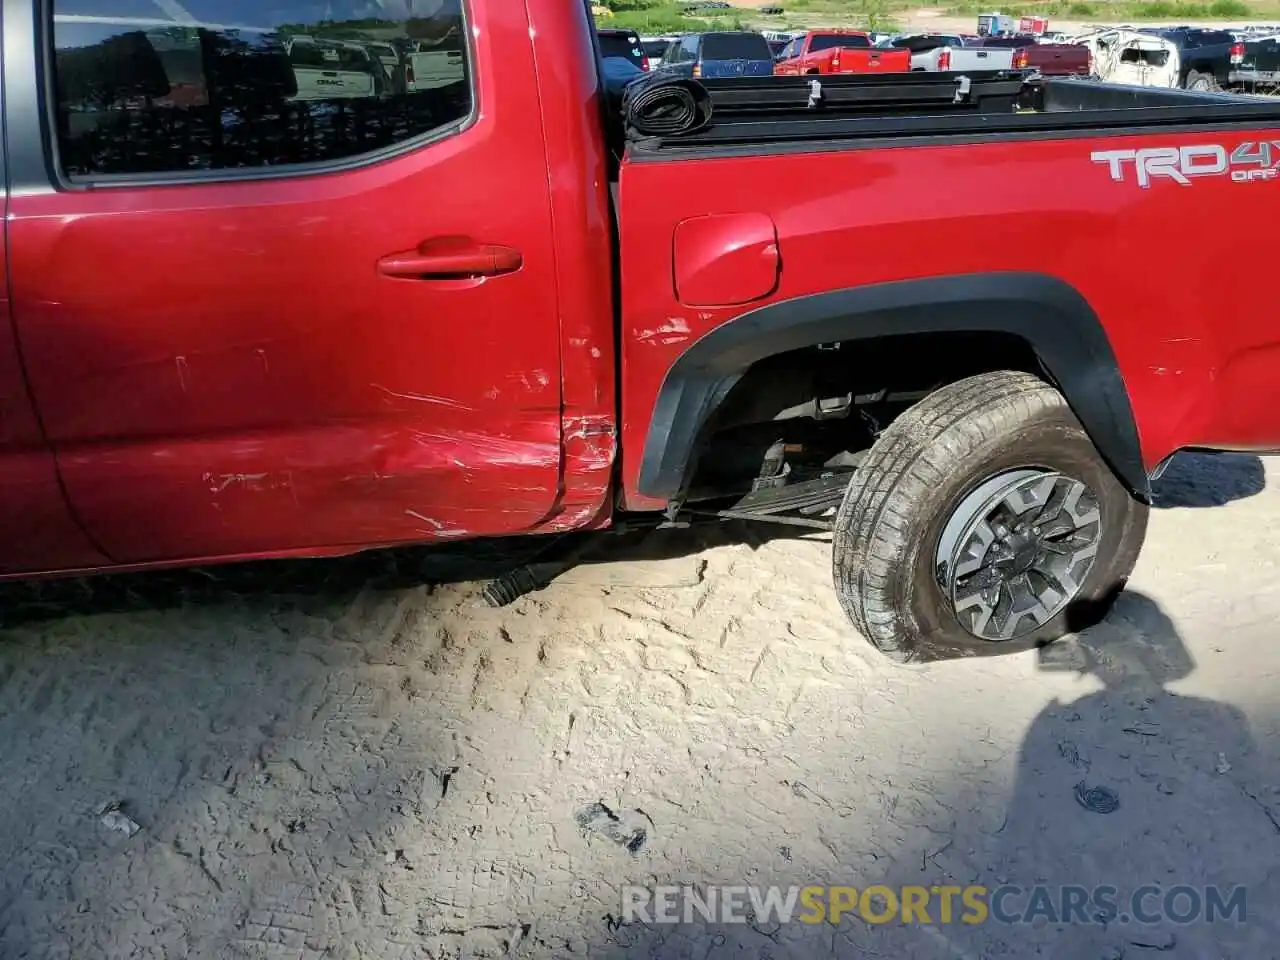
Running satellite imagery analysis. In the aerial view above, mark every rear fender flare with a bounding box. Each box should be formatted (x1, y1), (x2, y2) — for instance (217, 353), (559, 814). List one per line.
(636, 272), (1150, 503)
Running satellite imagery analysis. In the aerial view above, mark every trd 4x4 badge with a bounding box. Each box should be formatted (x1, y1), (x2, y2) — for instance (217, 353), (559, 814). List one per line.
(1091, 142), (1280, 188)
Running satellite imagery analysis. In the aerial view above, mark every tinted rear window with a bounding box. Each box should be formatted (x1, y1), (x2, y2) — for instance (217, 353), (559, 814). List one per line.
(599, 32), (644, 64)
(1193, 30), (1235, 46)
(702, 33), (771, 60)
(1162, 28), (1233, 47)
(50, 0), (472, 179)
(290, 41), (373, 73)
(643, 39), (670, 59)
(893, 35), (947, 52)
(809, 34), (870, 51)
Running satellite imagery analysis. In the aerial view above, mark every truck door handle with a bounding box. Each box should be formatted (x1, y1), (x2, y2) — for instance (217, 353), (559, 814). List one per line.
(377, 240), (523, 280)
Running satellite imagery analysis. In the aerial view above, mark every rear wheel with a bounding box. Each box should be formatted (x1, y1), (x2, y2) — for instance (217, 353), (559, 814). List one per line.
(832, 371), (1148, 662)
(1185, 69), (1220, 91)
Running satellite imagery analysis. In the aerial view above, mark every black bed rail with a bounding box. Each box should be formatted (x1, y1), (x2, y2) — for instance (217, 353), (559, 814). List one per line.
(623, 74), (1280, 153)
(694, 69), (1031, 118)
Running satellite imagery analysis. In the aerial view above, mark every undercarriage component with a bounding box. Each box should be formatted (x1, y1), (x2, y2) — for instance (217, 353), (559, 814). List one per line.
(481, 561), (575, 607)
(480, 535), (594, 607)
(751, 439), (798, 491)
(815, 393), (853, 421)
(688, 471), (854, 531)
(481, 469), (857, 606)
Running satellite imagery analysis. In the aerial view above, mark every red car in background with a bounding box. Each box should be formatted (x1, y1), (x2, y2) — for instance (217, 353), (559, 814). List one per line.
(974, 33), (1092, 76)
(773, 30), (911, 75)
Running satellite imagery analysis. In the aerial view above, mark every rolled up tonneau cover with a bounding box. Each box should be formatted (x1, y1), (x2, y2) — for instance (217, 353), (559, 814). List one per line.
(622, 74), (715, 138)
(618, 70), (1031, 145)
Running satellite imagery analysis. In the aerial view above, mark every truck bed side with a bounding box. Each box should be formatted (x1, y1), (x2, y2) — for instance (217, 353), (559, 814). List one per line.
(948, 46), (1017, 71)
(810, 47), (911, 74)
(1018, 43), (1091, 76)
(974, 36), (1091, 76)
(614, 80), (1280, 511)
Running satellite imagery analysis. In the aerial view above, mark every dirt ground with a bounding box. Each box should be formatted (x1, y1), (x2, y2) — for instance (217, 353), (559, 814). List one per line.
(2, 452), (1280, 958)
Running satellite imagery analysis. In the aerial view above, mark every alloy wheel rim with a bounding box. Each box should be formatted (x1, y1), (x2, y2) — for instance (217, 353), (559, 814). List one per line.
(935, 469), (1102, 642)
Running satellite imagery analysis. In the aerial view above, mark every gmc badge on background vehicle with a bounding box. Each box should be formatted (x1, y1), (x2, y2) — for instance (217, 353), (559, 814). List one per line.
(1092, 142), (1280, 187)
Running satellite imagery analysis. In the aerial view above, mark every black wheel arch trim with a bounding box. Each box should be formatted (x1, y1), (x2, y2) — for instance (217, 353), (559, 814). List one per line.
(636, 271), (1151, 504)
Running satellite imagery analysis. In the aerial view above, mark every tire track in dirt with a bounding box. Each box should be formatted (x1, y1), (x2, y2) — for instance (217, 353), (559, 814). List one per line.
(2, 462), (1280, 957)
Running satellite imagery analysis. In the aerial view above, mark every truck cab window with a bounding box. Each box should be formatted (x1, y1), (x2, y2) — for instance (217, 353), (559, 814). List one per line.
(49, 0), (473, 179)
(809, 34), (869, 51)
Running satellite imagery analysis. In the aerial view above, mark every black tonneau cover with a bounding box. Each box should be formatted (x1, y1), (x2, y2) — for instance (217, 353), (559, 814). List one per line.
(619, 68), (1029, 142)
(698, 69), (1026, 114)
(619, 71), (1280, 154)
(621, 69), (1027, 147)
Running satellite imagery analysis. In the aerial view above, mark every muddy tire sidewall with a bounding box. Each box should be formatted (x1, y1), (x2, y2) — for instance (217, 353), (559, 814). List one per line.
(898, 415), (1144, 660)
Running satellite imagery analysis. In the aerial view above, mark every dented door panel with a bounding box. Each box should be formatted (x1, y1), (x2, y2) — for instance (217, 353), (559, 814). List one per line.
(9, 0), (564, 564)
(0, 284), (109, 573)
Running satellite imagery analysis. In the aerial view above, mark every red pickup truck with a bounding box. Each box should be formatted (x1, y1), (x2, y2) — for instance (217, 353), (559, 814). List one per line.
(773, 30), (911, 75)
(974, 34), (1092, 76)
(6, 0), (1280, 663)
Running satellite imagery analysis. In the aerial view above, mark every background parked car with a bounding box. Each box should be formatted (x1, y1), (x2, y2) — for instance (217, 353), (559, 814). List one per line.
(884, 34), (1016, 71)
(774, 30), (912, 75)
(1068, 28), (1180, 87)
(1141, 26), (1243, 90)
(656, 31), (775, 78)
(641, 36), (676, 65)
(401, 39), (466, 93)
(284, 36), (391, 100)
(1232, 31), (1280, 90)
(598, 28), (651, 72)
(601, 53), (645, 101)
(972, 33), (1091, 76)
(364, 39), (406, 93)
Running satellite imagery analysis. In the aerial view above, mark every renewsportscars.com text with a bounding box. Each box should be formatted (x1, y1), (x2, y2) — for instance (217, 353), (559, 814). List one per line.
(622, 883), (1247, 927)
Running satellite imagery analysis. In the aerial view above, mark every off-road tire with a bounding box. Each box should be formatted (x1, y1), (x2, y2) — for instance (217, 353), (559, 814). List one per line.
(832, 371), (1148, 663)
(1185, 69), (1220, 92)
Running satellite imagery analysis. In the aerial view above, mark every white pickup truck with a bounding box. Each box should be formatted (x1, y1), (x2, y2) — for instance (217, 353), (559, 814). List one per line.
(1066, 29), (1180, 87)
(284, 36), (384, 101)
(885, 34), (1017, 71)
(404, 44), (467, 92)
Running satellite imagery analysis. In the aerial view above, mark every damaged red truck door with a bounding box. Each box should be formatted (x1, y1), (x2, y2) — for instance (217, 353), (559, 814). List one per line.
(0, 224), (109, 573)
(7, 1), (564, 564)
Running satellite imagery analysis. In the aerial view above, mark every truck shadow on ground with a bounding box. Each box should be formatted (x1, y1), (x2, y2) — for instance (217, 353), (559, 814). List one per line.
(0, 453), (1263, 629)
(0, 519), (804, 628)
(0, 455), (1275, 956)
(1149, 451), (1265, 508)
(581, 590), (1280, 959)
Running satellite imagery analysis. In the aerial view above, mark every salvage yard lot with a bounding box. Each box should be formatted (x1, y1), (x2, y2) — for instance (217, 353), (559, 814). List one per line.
(2, 453), (1280, 958)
